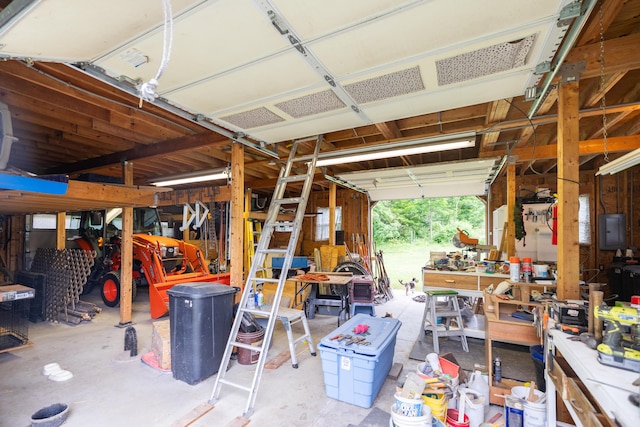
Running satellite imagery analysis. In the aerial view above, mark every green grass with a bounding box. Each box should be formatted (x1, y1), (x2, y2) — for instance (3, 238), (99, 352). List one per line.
(374, 240), (449, 289)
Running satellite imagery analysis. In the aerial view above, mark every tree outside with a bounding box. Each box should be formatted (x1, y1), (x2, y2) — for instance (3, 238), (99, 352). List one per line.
(372, 196), (486, 289)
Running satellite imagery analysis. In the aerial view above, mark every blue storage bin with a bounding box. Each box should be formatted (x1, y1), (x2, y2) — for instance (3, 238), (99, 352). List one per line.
(319, 313), (401, 408)
(271, 256), (308, 269)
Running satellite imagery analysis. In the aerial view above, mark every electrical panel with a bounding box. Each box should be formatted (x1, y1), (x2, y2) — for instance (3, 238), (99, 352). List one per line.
(598, 214), (626, 250)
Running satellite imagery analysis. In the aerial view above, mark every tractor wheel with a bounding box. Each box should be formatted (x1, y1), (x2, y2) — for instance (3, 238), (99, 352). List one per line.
(100, 271), (137, 307)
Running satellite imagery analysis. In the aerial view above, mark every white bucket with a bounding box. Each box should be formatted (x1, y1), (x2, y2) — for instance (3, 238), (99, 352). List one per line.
(394, 392), (424, 417)
(458, 388), (484, 427)
(510, 387), (546, 427)
(390, 403), (432, 427)
(533, 264), (549, 278)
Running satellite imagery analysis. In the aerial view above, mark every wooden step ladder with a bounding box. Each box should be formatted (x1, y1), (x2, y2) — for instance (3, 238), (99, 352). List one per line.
(208, 136), (322, 418)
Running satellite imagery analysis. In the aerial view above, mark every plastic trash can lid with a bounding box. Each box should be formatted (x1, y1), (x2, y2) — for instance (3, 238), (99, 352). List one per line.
(167, 282), (237, 298)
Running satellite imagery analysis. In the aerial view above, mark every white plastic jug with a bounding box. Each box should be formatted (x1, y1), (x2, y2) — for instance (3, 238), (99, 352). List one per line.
(467, 370), (490, 416)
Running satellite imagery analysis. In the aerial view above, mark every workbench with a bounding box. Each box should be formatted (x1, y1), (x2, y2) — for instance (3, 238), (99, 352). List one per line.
(290, 273), (353, 325)
(422, 268), (509, 298)
(546, 328), (638, 427)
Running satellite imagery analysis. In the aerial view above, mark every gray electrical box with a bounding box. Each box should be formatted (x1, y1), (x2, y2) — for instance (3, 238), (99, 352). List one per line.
(598, 214), (626, 250)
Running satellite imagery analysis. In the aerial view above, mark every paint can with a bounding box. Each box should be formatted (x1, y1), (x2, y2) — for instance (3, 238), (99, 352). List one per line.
(236, 328), (265, 365)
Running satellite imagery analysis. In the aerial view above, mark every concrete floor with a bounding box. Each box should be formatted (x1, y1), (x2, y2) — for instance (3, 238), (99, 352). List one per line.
(0, 288), (485, 427)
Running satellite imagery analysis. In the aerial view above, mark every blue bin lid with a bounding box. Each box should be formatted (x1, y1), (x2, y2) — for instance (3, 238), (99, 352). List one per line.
(319, 313), (401, 356)
(167, 282), (237, 298)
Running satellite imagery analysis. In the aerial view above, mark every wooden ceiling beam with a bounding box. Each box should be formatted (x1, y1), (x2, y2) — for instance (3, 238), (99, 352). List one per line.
(481, 99), (511, 150)
(2, 61), (195, 138)
(582, 71), (627, 107)
(576, 0), (626, 46)
(483, 134), (640, 162)
(375, 121), (402, 139)
(564, 33), (640, 79)
(44, 132), (228, 175)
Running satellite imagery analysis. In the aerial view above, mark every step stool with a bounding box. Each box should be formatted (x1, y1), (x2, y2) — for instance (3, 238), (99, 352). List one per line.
(421, 290), (469, 353)
(349, 302), (375, 317)
(275, 307), (316, 368)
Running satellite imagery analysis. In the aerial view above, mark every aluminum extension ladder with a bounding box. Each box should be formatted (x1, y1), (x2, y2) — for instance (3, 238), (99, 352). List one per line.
(208, 135), (321, 418)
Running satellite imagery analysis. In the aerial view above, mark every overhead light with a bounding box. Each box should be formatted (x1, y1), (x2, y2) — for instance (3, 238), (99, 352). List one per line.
(313, 133), (476, 167)
(151, 168), (229, 187)
(596, 148), (640, 176)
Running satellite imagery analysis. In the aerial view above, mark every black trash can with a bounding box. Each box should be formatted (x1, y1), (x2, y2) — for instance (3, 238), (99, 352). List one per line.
(167, 282), (236, 385)
(530, 344), (546, 392)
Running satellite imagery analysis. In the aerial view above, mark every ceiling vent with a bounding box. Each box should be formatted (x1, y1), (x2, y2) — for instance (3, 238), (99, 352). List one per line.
(436, 35), (536, 86)
(345, 66), (424, 104)
(220, 107), (284, 129)
(275, 90), (345, 118)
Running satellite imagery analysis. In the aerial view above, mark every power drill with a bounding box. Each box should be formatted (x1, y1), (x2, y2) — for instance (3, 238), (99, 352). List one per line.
(594, 305), (640, 372)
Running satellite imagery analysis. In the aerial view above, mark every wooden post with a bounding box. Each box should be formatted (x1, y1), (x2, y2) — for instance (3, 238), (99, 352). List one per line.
(119, 161), (134, 326)
(56, 212), (66, 250)
(230, 141), (244, 290)
(557, 78), (581, 301)
(506, 160), (517, 257)
(329, 182), (336, 246)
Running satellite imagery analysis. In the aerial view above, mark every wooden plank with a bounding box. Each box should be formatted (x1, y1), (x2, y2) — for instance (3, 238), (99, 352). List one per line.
(265, 350), (291, 369)
(225, 416), (251, 427)
(56, 212), (66, 250)
(557, 81), (581, 301)
(387, 362), (403, 380)
(171, 403), (215, 427)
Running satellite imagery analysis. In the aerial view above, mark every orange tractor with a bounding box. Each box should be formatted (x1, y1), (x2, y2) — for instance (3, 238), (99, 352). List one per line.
(68, 208), (230, 318)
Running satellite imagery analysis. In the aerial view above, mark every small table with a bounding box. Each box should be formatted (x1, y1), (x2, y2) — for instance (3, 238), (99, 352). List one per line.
(290, 273), (353, 325)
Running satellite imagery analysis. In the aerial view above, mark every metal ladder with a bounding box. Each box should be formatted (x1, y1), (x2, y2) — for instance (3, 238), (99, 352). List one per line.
(208, 136), (321, 417)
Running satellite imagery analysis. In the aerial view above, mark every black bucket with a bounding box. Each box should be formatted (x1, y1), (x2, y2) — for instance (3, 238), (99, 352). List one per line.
(530, 345), (546, 392)
(30, 403), (69, 427)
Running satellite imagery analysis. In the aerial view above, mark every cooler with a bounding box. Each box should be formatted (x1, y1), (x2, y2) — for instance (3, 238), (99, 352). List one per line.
(318, 313), (401, 408)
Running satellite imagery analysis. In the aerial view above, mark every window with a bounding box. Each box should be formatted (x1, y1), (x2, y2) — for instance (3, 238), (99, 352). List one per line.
(578, 194), (591, 245)
(315, 207), (342, 241)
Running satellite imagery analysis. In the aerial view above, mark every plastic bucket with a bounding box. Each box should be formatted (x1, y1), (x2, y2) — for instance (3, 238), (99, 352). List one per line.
(529, 345), (546, 392)
(394, 392), (424, 417)
(446, 409), (469, 427)
(237, 328), (265, 365)
(511, 387), (546, 427)
(458, 388), (484, 427)
(390, 403), (432, 426)
(422, 393), (447, 422)
(504, 395), (524, 427)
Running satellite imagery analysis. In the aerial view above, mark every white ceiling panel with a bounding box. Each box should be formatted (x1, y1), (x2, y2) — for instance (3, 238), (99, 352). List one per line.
(336, 158), (501, 201)
(0, 0), (575, 146)
(0, 0), (203, 61)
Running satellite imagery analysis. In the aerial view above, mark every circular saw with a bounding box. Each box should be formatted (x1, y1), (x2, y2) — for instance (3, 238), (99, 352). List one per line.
(452, 227), (479, 248)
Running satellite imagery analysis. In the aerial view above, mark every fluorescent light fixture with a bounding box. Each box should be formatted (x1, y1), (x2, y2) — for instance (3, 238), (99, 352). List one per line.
(151, 169), (229, 187)
(314, 133), (476, 167)
(596, 148), (640, 176)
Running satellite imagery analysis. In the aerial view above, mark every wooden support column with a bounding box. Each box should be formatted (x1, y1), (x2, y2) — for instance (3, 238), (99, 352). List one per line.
(119, 161), (134, 326)
(328, 183), (336, 246)
(557, 78), (581, 301)
(55, 212), (66, 250)
(506, 160), (517, 257)
(230, 142), (244, 290)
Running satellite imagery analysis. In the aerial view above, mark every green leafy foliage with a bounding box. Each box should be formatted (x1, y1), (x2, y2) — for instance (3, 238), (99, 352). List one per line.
(372, 196), (486, 245)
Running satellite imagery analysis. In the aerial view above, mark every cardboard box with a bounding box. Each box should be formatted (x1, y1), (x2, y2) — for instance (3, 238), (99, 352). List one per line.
(151, 320), (171, 370)
(319, 314), (401, 408)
